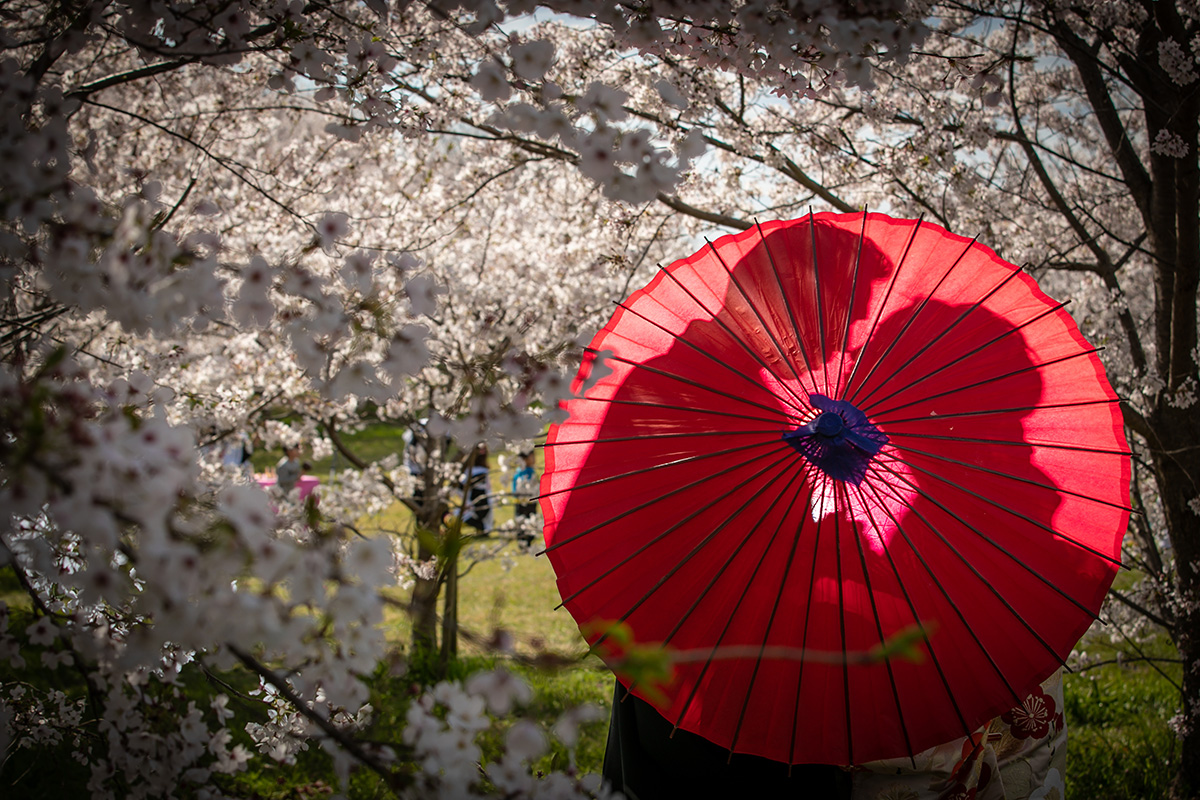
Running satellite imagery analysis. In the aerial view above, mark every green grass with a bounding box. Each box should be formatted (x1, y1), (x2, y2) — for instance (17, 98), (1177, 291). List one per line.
(380, 543), (591, 660)
(1064, 664), (1181, 800)
(501, 662), (613, 777)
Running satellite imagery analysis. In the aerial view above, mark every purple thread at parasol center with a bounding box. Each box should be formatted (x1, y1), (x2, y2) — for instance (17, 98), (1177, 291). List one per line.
(782, 393), (888, 486)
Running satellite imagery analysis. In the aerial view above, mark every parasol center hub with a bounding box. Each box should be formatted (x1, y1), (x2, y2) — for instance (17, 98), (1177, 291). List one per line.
(814, 411), (845, 438)
(782, 394), (888, 486)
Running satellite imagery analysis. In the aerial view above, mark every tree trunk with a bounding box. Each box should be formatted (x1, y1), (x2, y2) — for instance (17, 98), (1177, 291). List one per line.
(1175, 597), (1200, 800)
(408, 470), (444, 654)
(1151, 403), (1200, 799)
(409, 535), (440, 653)
(439, 550), (459, 670)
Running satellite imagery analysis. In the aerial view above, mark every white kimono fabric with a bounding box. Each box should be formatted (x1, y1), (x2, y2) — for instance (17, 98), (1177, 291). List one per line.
(851, 670), (1067, 800)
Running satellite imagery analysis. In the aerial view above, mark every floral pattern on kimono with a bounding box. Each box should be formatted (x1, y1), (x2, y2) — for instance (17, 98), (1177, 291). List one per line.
(849, 670), (1068, 800)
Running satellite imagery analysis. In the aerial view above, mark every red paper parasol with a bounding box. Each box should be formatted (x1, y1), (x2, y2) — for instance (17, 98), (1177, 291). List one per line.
(540, 211), (1130, 765)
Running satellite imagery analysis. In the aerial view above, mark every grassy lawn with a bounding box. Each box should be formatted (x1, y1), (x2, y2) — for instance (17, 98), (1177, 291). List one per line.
(249, 421), (414, 475)
(1064, 664), (1180, 800)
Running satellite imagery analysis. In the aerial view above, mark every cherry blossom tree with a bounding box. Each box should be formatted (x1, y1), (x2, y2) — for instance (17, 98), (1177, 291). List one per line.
(23, 0), (1194, 794)
(0, 1), (930, 796)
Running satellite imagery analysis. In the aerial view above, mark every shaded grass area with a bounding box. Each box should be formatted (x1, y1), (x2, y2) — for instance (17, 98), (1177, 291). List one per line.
(1062, 608), (1182, 800)
(1063, 655), (1181, 800)
(0, 594), (610, 799)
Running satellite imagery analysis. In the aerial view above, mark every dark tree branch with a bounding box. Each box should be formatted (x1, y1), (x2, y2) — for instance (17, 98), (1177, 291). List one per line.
(230, 645), (411, 790)
(27, 0), (93, 85)
(82, 98), (312, 227)
(1047, 15), (1153, 223)
(1122, 400), (1157, 445)
(1103, 610), (1184, 693)
(1109, 587), (1173, 631)
(654, 192), (750, 230)
(1006, 46), (1149, 372)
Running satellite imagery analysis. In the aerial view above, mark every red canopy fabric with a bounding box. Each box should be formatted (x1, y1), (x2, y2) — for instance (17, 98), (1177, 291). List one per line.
(541, 212), (1129, 765)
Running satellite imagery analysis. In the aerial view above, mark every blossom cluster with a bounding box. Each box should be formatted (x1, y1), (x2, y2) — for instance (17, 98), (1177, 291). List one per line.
(403, 670), (615, 799)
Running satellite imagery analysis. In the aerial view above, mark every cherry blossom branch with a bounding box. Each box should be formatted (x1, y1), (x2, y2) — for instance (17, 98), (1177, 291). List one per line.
(198, 389), (286, 449)
(889, 175), (952, 228)
(1109, 587), (1174, 631)
(1074, 656), (1184, 673)
(229, 644), (411, 790)
(826, 94), (1124, 185)
(67, 59), (198, 101)
(1043, 16), (1153, 223)
(1, 541), (107, 720)
(27, 0), (94, 85)
(323, 416), (395, 494)
(1100, 615), (1184, 693)
(654, 192), (749, 230)
(80, 98), (313, 228)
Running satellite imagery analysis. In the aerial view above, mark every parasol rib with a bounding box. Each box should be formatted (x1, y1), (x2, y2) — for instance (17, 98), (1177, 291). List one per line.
(834, 504), (854, 762)
(725, 472), (815, 756)
(670, 476), (815, 737)
(859, 301), (1068, 412)
(658, 264), (812, 410)
(833, 211), (870, 399)
(555, 445), (797, 609)
(788, 472), (835, 763)
(869, 451), (1113, 616)
(539, 442), (785, 559)
(854, 479), (974, 740)
(611, 299), (809, 415)
(842, 217), (925, 398)
(894, 442), (1134, 513)
(587, 348), (798, 421)
(754, 218), (824, 400)
(877, 398), (1115, 426)
(870, 454), (1097, 652)
(885, 430), (1131, 458)
(537, 437), (781, 507)
(576, 395), (798, 428)
(807, 211), (833, 391)
(848, 483), (935, 756)
(865, 348), (1108, 420)
(593, 454), (807, 638)
(838, 480), (914, 760)
(851, 268), (1034, 410)
(662, 465), (811, 648)
(542, 428), (783, 449)
(876, 450), (1125, 569)
(704, 236), (822, 400)
(846, 234), (980, 407)
(862, 467), (1027, 707)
